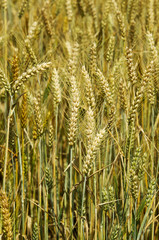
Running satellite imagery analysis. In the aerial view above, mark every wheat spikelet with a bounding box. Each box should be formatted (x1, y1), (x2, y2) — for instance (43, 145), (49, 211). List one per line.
(66, 0), (73, 22)
(126, 47), (137, 85)
(129, 150), (145, 199)
(131, 147), (141, 172)
(0, 190), (13, 240)
(138, 153), (147, 181)
(85, 107), (95, 145)
(22, 22), (42, 68)
(12, 62), (51, 93)
(32, 222), (38, 240)
(142, 61), (154, 85)
(148, 0), (154, 32)
(118, 77), (127, 111)
(146, 177), (156, 207)
(146, 33), (159, 92)
(48, 124), (54, 148)
(102, 188), (109, 211)
(33, 97), (43, 138)
(50, 68), (62, 105)
(25, 40), (37, 66)
(128, 0), (138, 24)
(152, 61), (159, 94)
(0, 68), (11, 94)
(24, 155), (28, 180)
(102, 0), (111, 29)
(128, 89), (142, 126)
(68, 42), (79, 76)
(83, 128), (105, 176)
(11, 54), (19, 82)
(79, 0), (87, 15)
(89, 42), (97, 76)
(102, 186), (115, 211)
(127, 0), (133, 20)
(108, 186), (116, 210)
(45, 167), (53, 191)
(41, 7), (53, 38)
(2, 0), (7, 10)
(128, 61), (154, 126)
(65, 41), (72, 57)
(95, 68), (114, 108)
(26, 21), (41, 43)
(128, 20), (135, 46)
(68, 76), (80, 146)
(72, 0), (77, 9)
(42, 111), (50, 132)
(106, 36), (115, 62)
(112, 0), (126, 39)
(32, 121), (38, 141)
(107, 107), (115, 131)
(87, 0), (98, 30)
(147, 31), (158, 61)
(129, 169), (138, 199)
(126, 121), (135, 154)
(81, 66), (96, 111)
(18, 0), (29, 18)
(107, 76), (115, 103)
(110, 224), (120, 240)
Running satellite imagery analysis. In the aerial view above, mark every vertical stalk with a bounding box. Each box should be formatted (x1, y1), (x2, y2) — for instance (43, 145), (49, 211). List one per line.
(50, 190), (59, 237)
(54, 105), (59, 239)
(64, 160), (67, 237)
(3, 1), (7, 76)
(133, 201), (137, 240)
(106, 214), (108, 240)
(22, 130), (25, 196)
(101, 28), (105, 71)
(12, 153), (16, 240)
(102, 212), (105, 240)
(44, 185), (48, 240)
(81, 176), (86, 240)
(44, 134), (48, 240)
(90, 176), (94, 237)
(98, 150), (102, 239)
(151, 106), (155, 175)
(13, 102), (25, 238)
(38, 138), (42, 239)
(0, 207), (2, 239)
(3, 106), (11, 190)
(151, 106), (155, 240)
(4, 1), (8, 150)
(94, 162), (97, 240)
(55, 105), (59, 219)
(70, 146), (73, 238)
(78, 139), (82, 235)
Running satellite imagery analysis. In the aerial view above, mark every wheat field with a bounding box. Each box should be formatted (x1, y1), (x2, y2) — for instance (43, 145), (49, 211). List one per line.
(0, 0), (159, 239)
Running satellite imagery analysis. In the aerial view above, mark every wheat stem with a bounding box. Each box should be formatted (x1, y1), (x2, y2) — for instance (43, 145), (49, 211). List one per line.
(81, 176), (86, 240)
(12, 98), (25, 238)
(69, 146), (73, 238)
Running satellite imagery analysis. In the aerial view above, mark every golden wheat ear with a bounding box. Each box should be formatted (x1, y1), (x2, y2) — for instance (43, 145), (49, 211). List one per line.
(68, 76), (80, 146)
(81, 66), (96, 112)
(0, 68), (11, 94)
(83, 128), (105, 176)
(0, 190), (13, 240)
(18, 0), (29, 19)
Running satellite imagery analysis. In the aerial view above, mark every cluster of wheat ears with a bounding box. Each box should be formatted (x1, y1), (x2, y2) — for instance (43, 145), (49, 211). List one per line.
(0, 0), (159, 239)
